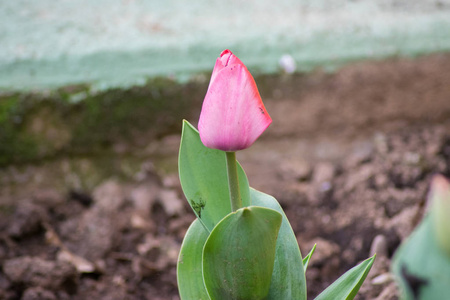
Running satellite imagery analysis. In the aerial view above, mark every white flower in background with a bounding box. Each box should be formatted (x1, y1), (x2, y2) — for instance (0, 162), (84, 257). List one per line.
(279, 54), (296, 74)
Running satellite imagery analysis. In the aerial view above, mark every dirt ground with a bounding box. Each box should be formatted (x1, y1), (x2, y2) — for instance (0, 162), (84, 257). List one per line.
(1, 53), (450, 300)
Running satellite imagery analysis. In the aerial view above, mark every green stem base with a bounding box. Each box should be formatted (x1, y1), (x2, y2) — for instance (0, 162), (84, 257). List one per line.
(226, 151), (242, 211)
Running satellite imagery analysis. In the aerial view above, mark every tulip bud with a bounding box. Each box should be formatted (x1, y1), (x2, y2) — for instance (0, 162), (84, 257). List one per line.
(430, 174), (450, 257)
(198, 49), (272, 151)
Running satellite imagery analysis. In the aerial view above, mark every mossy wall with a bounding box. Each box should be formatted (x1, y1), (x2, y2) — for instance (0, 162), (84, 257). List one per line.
(0, 78), (208, 167)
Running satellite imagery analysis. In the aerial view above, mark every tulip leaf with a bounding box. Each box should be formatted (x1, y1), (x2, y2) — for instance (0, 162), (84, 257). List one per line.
(314, 255), (376, 300)
(177, 218), (210, 300)
(392, 215), (450, 300)
(251, 188), (307, 300)
(203, 206), (282, 300)
(179, 120), (250, 232)
(303, 244), (317, 272)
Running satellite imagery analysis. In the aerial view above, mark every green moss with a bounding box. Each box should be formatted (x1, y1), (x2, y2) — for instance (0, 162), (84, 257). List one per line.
(0, 95), (18, 123)
(0, 77), (208, 167)
(69, 77), (206, 151)
(0, 94), (39, 166)
(0, 126), (39, 166)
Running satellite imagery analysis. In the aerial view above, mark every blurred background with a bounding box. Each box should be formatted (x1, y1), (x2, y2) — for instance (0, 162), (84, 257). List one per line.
(1, 1), (450, 299)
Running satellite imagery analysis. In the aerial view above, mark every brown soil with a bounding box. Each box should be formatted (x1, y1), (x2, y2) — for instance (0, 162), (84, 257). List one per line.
(1, 53), (450, 300)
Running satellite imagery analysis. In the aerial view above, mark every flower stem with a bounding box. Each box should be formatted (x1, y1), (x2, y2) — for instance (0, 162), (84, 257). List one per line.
(226, 151), (242, 212)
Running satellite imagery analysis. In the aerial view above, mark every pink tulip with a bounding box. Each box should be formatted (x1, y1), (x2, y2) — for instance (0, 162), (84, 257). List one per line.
(198, 49), (272, 151)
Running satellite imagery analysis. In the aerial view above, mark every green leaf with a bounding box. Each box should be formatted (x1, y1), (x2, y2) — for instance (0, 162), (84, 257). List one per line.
(178, 120), (250, 232)
(303, 244), (317, 272)
(314, 255), (376, 300)
(203, 206), (282, 300)
(251, 188), (307, 300)
(392, 215), (450, 299)
(177, 218), (210, 300)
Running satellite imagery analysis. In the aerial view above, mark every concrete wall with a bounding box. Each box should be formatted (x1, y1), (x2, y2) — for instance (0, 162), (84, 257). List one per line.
(1, 0), (450, 91)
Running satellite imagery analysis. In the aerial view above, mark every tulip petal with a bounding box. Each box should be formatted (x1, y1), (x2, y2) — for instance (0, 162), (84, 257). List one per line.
(219, 49), (243, 68)
(199, 62), (271, 151)
(209, 50), (245, 97)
